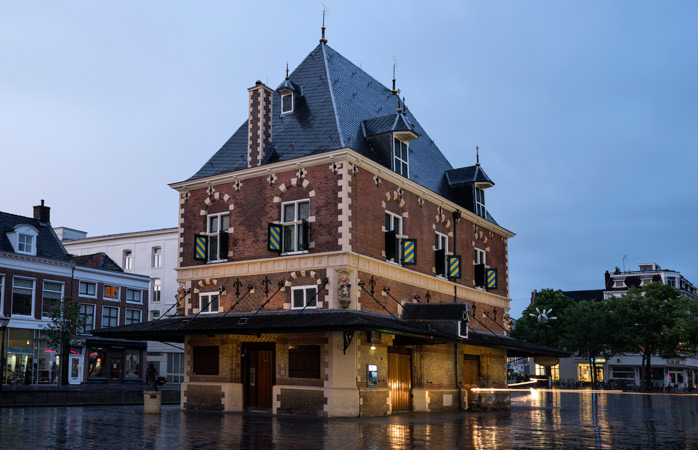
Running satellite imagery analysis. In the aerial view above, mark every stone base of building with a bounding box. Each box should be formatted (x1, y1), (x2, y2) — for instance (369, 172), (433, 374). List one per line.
(181, 382), (243, 412)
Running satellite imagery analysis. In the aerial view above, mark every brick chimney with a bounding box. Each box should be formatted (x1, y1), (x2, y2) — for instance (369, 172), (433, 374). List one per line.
(33, 199), (51, 223)
(247, 80), (274, 168)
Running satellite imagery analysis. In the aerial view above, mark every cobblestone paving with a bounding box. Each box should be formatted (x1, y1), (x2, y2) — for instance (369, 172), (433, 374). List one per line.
(2, 391), (698, 449)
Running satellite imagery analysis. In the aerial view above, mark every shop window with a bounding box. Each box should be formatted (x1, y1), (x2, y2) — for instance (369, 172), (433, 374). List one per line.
(88, 347), (106, 377)
(123, 250), (133, 271)
(79, 304), (95, 333)
(291, 286), (317, 310)
(281, 200), (310, 253)
(152, 247), (162, 268)
(126, 289), (142, 303)
(288, 345), (321, 379)
(193, 346), (219, 375)
(12, 277), (35, 316)
(535, 363), (560, 381)
(124, 350), (141, 379)
(102, 306), (119, 328)
(79, 281), (96, 297)
(167, 353), (184, 383)
(435, 231), (448, 278)
(385, 211), (403, 264)
(199, 293), (219, 314)
(42, 281), (63, 318)
(104, 285), (120, 300)
(125, 309), (141, 325)
(152, 278), (161, 302)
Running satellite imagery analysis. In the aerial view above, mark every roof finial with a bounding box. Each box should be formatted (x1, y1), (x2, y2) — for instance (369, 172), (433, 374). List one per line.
(476, 146), (480, 166)
(402, 97), (407, 115)
(391, 58), (397, 94)
(397, 96), (403, 114)
(285, 63), (289, 80)
(320, 5), (328, 44)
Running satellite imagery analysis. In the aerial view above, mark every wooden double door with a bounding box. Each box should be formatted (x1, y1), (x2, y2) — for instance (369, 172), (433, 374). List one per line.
(388, 347), (412, 411)
(243, 344), (275, 409)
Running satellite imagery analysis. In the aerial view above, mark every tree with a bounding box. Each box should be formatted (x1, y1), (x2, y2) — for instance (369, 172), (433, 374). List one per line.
(511, 289), (576, 348)
(606, 282), (698, 391)
(560, 300), (613, 388)
(43, 297), (85, 388)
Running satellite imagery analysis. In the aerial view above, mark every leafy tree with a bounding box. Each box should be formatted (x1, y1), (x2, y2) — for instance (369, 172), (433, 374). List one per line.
(606, 282), (698, 391)
(560, 300), (613, 388)
(43, 297), (85, 388)
(511, 289), (576, 348)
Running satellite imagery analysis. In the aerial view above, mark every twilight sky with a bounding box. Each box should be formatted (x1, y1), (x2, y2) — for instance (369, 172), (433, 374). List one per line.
(1, 1), (696, 318)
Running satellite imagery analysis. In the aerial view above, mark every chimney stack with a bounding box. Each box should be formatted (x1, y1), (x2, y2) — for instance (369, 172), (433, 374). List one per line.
(247, 81), (274, 168)
(33, 199), (51, 223)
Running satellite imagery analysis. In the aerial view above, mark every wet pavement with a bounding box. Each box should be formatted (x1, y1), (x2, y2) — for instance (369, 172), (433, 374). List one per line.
(2, 390), (698, 449)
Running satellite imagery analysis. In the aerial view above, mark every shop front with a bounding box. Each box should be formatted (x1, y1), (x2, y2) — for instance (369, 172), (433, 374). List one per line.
(85, 338), (146, 384)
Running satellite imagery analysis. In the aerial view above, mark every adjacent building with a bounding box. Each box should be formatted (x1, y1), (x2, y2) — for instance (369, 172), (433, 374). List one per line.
(59, 227), (184, 383)
(0, 202), (149, 385)
(97, 34), (563, 416)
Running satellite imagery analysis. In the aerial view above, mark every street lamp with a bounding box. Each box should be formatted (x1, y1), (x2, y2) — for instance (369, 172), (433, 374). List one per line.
(0, 316), (9, 393)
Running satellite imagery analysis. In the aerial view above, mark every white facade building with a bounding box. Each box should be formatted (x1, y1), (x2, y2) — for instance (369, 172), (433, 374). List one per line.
(57, 227), (184, 382)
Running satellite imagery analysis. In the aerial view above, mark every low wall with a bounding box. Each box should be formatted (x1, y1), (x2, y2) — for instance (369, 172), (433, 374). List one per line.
(0, 388), (180, 407)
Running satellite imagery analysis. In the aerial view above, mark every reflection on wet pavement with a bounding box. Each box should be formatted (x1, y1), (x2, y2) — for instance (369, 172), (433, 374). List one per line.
(2, 390), (698, 449)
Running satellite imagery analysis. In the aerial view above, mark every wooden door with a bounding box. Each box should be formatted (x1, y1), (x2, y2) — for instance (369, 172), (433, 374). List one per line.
(245, 347), (274, 409)
(463, 354), (480, 386)
(388, 348), (412, 411)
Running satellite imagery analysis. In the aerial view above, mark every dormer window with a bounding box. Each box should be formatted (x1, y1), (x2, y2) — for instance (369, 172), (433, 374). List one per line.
(8, 224), (39, 256)
(18, 233), (35, 254)
(393, 137), (409, 177)
(281, 92), (294, 114)
(475, 187), (486, 218)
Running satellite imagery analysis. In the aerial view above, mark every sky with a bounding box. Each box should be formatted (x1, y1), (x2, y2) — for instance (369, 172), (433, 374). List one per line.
(1, 1), (697, 319)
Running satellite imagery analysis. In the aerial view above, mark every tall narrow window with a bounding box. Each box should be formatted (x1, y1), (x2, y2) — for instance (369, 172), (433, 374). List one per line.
(123, 250), (133, 271)
(385, 211), (402, 264)
(474, 248), (486, 265)
(474, 249), (486, 289)
(152, 278), (161, 302)
(102, 306), (119, 328)
(281, 200), (310, 253)
(281, 93), (294, 114)
(12, 277), (35, 316)
(206, 213), (230, 262)
(435, 232), (448, 278)
(152, 247), (162, 268)
(393, 138), (409, 177)
(79, 304), (95, 333)
(42, 281), (64, 318)
(475, 187), (486, 218)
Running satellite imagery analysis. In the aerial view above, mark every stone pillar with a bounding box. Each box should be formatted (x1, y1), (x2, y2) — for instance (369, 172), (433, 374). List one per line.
(144, 391), (162, 414)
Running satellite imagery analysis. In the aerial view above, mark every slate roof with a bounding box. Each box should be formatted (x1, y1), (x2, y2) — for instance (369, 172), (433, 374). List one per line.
(187, 43), (497, 224)
(0, 211), (70, 262)
(70, 253), (124, 273)
(362, 113), (415, 137)
(445, 165), (494, 187)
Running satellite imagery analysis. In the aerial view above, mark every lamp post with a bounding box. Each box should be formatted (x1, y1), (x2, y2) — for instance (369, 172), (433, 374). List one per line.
(0, 316), (9, 393)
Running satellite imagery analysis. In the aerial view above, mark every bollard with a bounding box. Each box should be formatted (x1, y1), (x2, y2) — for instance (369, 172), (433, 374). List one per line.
(144, 391), (162, 414)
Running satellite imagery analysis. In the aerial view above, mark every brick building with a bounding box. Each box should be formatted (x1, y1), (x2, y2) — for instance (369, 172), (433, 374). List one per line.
(97, 34), (563, 416)
(0, 202), (149, 385)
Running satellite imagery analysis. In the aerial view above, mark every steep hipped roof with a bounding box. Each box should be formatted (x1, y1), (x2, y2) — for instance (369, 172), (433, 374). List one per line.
(0, 211), (70, 262)
(70, 253), (124, 273)
(445, 165), (494, 187)
(187, 43), (490, 219)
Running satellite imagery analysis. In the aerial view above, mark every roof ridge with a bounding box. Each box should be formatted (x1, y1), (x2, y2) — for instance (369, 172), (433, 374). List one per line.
(321, 44), (345, 148)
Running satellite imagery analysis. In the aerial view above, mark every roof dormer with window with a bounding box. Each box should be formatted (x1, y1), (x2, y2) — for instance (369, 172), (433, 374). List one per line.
(6, 224), (39, 256)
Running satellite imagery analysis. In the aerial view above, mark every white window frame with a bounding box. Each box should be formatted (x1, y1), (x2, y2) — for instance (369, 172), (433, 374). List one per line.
(79, 303), (95, 333)
(667, 277), (677, 288)
(393, 137), (409, 177)
(435, 231), (449, 278)
(206, 212), (230, 262)
(42, 280), (64, 318)
(152, 278), (161, 302)
(126, 289), (142, 304)
(78, 281), (97, 298)
(281, 92), (294, 114)
(102, 305), (119, 328)
(613, 279), (625, 288)
(281, 199), (310, 254)
(458, 320), (468, 338)
(199, 292), (219, 314)
(151, 310), (160, 320)
(152, 247), (162, 268)
(0, 275), (4, 314)
(474, 248), (486, 265)
(125, 308), (142, 325)
(12, 276), (35, 317)
(475, 186), (486, 218)
(384, 211), (403, 264)
(123, 250), (133, 271)
(291, 285), (318, 310)
(103, 284), (120, 301)
(17, 233), (35, 255)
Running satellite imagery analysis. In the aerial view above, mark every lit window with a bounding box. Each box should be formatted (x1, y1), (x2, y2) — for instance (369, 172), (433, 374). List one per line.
(104, 285), (120, 300)
(152, 278), (161, 302)
(123, 250), (133, 271)
(126, 289), (142, 303)
(79, 304), (95, 333)
(393, 138), (409, 177)
(435, 232), (448, 278)
(42, 281), (64, 318)
(206, 213), (230, 262)
(291, 286), (317, 310)
(125, 309), (141, 325)
(281, 200), (310, 253)
(12, 277), (35, 316)
(281, 92), (294, 114)
(79, 281), (97, 297)
(102, 306), (119, 328)
(199, 293), (219, 314)
(475, 187), (486, 218)
(18, 233), (35, 254)
(385, 211), (403, 264)
(152, 247), (162, 268)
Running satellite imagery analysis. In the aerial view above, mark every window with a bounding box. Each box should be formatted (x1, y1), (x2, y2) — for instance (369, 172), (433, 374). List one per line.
(126, 289), (142, 303)
(42, 281), (64, 318)
(12, 277), (35, 316)
(291, 286), (317, 310)
(18, 233), (35, 254)
(385, 211), (403, 263)
(393, 137), (409, 177)
(206, 213), (230, 262)
(152, 247), (162, 268)
(0, 276), (4, 313)
(104, 285), (120, 300)
(281, 92), (294, 114)
(474, 248), (486, 265)
(102, 306), (119, 328)
(79, 304), (95, 333)
(151, 310), (160, 320)
(475, 187), (486, 218)
(79, 281), (96, 297)
(123, 250), (133, 271)
(152, 278), (161, 302)
(435, 232), (448, 278)
(474, 249), (486, 289)
(125, 309), (141, 325)
(613, 279), (625, 288)
(281, 200), (310, 253)
(193, 346), (219, 375)
(199, 293), (219, 314)
(288, 345), (321, 378)
(667, 277), (677, 288)
(167, 353), (184, 383)
(535, 364), (560, 381)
